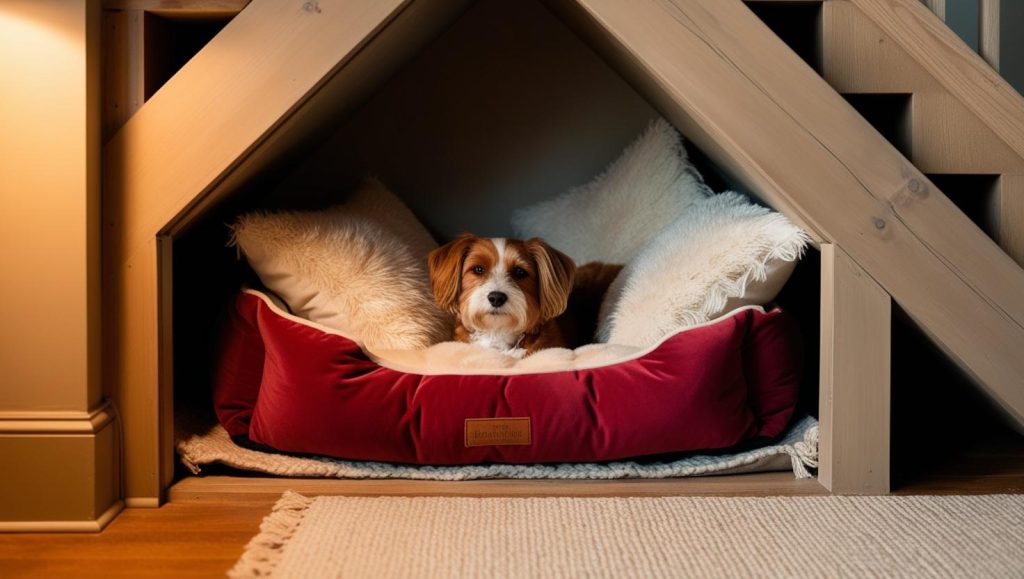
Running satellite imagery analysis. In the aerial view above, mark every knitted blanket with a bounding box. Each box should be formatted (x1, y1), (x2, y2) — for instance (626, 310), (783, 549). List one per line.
(177, 415), (819, 480)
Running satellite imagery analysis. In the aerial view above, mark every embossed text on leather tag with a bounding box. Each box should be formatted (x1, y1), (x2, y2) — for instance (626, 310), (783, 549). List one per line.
(464, 418), (531, 447)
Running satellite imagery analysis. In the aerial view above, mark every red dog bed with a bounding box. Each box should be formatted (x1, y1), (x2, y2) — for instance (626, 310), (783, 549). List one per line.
(214, 289), (802, 464)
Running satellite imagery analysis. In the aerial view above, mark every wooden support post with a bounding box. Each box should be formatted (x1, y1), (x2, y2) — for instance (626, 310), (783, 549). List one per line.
(103, 9), (146, 141)
(1000, 174), (1024, 267)
(819, 245), (891, 495)
(979, 0), (1000, 71)
(920, 0), (944, 20)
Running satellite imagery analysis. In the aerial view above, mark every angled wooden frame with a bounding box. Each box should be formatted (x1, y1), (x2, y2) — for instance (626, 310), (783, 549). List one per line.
(104, 0), (1024, 502)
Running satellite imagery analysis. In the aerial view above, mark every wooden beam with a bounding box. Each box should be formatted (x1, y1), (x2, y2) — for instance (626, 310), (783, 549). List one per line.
(819, 245), (891, 494)
(555, 0), (1024, 427)
(103, 0), (249, 18)
(1001, 174), (1024, 266)
(979, 0), (1000, 71)
(851, 0), (1024, 163)
(169, 473), (828, 502)
(102, 10), (146, 142)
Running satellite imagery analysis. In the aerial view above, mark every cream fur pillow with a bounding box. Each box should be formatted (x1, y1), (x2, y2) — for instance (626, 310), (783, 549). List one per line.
(231, 179), (451, 350)
(597, 192), (810, 348)
(511, 118), (711, 264)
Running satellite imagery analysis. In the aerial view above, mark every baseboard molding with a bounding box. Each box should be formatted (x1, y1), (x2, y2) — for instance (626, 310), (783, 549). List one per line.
(0, 402), (115, 434)
(124, 497), (160, 508)
(0, 501), (124, 533)
(0, 404), (121, 527)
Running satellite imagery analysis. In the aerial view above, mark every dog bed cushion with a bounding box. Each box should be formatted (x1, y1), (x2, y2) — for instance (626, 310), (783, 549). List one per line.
(214, 289), (802, 464)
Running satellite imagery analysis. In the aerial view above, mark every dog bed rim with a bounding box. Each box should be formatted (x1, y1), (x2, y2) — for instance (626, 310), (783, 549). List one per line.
(240, 287), (776, 376)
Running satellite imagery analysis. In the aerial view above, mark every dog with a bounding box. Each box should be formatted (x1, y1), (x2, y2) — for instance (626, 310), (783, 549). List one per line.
(427, 234), (621, 356)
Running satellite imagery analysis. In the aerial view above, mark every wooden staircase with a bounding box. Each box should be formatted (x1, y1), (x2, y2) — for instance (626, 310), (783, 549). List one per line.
(102, 0), (1024, 502)
(745, 0), (1024, 492)
(749, 0), (1023, 266)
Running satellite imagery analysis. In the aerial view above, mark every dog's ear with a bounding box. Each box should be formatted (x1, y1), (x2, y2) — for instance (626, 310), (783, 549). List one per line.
(427, 234), (477, 314)
(526, 238), (576, 321)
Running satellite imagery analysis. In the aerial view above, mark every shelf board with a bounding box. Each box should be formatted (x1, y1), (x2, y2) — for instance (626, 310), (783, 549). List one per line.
(169, 472), (828, 502)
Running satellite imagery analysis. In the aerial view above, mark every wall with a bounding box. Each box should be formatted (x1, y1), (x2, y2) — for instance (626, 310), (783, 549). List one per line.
(0, 0), (100, 412)
(0, 0), (120, 530)
(267, 0), (659, 239)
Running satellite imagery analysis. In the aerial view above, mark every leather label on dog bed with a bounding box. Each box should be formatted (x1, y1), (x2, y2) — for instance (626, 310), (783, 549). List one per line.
(465, 418), (532, 447)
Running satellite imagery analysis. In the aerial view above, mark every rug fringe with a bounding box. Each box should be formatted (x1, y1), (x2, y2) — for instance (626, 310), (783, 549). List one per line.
(229, 491), (314, 578)
(788, 424), (820, 479)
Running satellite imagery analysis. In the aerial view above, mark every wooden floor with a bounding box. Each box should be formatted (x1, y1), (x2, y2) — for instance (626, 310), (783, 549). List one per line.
(0, 501), (272, 578)
(2, 446), (1022, 579)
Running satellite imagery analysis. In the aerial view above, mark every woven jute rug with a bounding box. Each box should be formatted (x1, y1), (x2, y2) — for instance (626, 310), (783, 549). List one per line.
(231, 493), (1024, 578)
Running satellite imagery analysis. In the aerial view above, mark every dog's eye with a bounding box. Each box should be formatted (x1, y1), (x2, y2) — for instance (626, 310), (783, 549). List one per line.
(511, 267), (528, 279)
(471, 265), (485, 275)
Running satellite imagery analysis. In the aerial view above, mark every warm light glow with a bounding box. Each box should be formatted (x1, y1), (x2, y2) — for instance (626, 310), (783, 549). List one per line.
(0, 3), (84, 198)
(0, 1), (95, 411)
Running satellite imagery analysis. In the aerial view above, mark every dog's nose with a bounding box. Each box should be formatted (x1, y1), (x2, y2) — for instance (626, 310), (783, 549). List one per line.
(487, 291), (508, 307)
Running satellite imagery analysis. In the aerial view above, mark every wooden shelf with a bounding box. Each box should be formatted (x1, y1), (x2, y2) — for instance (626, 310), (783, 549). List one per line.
(103, 0), (249, 19)
(168, 472), (828, 502)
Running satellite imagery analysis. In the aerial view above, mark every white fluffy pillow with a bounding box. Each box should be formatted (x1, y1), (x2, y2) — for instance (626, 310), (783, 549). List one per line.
(597, 192), (810, 348)
(231, 179), (451, 350)
(511, 118), (712, 264)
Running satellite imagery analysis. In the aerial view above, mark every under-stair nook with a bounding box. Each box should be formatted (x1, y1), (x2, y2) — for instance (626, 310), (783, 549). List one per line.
(92, 0), (1024, 516)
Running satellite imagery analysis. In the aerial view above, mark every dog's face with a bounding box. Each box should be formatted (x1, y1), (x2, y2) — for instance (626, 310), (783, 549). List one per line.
(428, 235), (576, 337)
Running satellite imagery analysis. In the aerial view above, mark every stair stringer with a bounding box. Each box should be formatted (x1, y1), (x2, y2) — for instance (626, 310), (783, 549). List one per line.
(555, 0), (1024, 422)
(824, 0), (1024, 264)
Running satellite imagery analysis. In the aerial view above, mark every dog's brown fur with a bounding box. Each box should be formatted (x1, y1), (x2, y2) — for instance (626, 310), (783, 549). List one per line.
(428, 234), (621, 355)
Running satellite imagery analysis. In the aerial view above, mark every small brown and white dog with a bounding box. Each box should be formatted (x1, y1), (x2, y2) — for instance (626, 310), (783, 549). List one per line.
(427, 234), (621, 356)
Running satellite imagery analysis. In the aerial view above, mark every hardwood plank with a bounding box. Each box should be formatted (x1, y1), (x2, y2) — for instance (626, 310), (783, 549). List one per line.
(168, 473), (829, 502)
(819, 245), (891, 494)
(555, 0), (1024, 426)
(0, 503), (269, 578)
